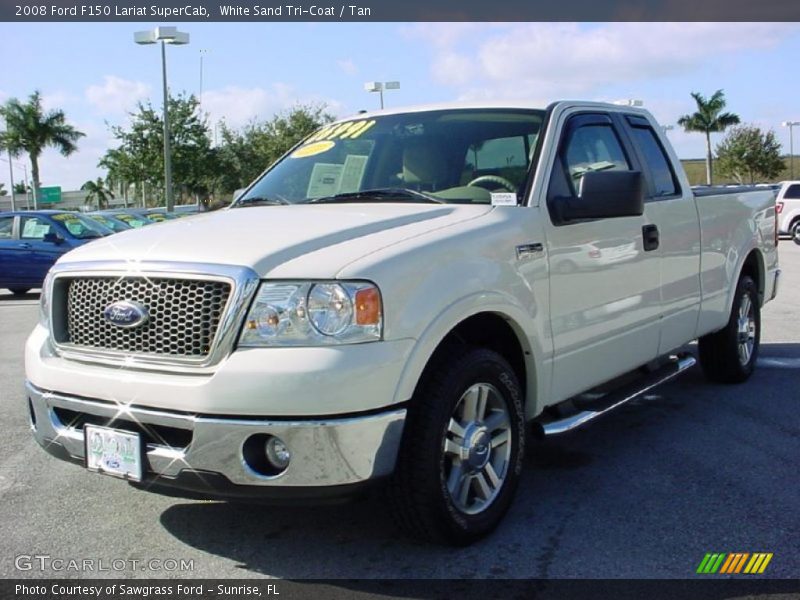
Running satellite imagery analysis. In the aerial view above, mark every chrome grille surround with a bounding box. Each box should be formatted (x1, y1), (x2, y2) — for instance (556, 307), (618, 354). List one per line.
(48, 261), (260, 371)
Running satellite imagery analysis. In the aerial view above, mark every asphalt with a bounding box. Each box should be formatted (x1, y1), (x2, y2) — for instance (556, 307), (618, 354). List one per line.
(0, 244), (798, 581)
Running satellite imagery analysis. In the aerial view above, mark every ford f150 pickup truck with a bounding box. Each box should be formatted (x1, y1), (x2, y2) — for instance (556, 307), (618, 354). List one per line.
(25, 101), (780, 545)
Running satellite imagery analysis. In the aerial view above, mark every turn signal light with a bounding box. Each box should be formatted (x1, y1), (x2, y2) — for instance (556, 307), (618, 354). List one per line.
(355, 287), (381, 325)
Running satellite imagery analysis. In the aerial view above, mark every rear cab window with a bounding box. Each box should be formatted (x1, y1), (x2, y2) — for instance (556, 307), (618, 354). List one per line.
(624, 115), (680, 198)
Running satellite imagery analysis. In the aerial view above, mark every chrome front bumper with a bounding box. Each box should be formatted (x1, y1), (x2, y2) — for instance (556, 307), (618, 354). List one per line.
(26, 381), (405, 492)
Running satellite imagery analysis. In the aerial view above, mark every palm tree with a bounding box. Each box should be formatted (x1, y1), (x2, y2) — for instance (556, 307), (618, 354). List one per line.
(81, 178), (115, 210)
(0, 91), (85, 203)
(678, 90), (740, 185)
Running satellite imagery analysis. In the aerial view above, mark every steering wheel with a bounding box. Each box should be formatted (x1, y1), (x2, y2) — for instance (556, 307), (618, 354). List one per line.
(467, 175), (516, 193)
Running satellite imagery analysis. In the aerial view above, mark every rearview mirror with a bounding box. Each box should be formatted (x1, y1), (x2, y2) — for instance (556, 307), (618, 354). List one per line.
(558, 171), (644, 222)
(43, 232), (64, 245)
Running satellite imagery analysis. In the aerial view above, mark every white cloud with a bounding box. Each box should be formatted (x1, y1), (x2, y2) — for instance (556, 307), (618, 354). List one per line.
(201, 84), (344, 129)
(337, 59), (358, 76)
(421, 23), (798, 100)
(85, 76), (150, 115)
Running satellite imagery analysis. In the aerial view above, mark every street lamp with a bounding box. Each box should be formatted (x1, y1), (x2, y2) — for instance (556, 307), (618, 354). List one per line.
(364, 81), (400, 109)
(134, 26), (190, 213)
(662, 125), (674, 134)
(782, 121), (799, 180)
(199, 49), (209, 112)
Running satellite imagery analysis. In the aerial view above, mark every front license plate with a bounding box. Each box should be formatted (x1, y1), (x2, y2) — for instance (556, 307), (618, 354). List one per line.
(84, 425), (143, 482)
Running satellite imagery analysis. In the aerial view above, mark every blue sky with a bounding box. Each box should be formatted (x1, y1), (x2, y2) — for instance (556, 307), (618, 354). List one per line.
(2, 22), (800, 190)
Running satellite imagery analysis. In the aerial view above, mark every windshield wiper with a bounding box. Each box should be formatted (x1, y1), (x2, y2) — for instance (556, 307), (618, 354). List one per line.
(305, 188), (445, 205)
(235, 195), (291, 207)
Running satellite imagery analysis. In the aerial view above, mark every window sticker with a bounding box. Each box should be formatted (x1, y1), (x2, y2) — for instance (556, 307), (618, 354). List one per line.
(306, 163), (344, 198)
(22, 220), (50, 239)
(491, 192), (518, 206)
(291, 140), (336, 159)
(337, 155), (369, 194)
(305, 120), (376, 144)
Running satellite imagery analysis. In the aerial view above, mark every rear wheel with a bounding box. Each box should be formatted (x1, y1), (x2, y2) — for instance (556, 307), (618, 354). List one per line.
(8, 288), (30, 295)
(698, 274), (760, 383)
(389, 346), (525, 545)
(791, 219), (800, 244)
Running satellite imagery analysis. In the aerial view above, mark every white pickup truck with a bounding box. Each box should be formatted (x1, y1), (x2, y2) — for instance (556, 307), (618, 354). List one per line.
(25, 101), (780, 545)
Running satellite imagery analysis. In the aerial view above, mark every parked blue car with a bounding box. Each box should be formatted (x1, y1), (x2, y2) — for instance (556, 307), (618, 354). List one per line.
(0, 210), (113, 294)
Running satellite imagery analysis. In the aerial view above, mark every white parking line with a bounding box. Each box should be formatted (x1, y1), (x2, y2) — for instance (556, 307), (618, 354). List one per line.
(758, 357), (800, 369)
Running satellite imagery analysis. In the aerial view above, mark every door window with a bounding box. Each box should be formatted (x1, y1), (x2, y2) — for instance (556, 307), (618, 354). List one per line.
(0, 216), (13, 239)
(20, 217), (53, 240)
(563, 124), (631, 195)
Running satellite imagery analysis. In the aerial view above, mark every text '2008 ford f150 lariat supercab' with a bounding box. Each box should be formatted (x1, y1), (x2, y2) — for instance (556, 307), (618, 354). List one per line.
(25, 101), (780, 544)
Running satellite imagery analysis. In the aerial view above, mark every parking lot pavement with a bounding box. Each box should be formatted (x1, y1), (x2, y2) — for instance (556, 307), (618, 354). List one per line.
(0, 246), (798, 581)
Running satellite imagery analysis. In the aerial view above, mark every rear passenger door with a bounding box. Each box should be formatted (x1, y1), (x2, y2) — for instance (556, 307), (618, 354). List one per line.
(543, 112), (662, 402)
(620, 115), (701, 354)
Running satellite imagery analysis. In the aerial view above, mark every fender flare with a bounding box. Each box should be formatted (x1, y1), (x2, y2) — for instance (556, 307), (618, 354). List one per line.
(391, 291), (546, 420)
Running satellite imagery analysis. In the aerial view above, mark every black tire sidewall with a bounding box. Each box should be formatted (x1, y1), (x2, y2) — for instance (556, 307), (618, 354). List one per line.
(423, 348), (525, 543)
(727, 275), (761, 377)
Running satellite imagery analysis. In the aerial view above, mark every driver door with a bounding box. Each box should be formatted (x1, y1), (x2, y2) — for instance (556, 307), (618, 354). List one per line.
(543, 112), (662, 402)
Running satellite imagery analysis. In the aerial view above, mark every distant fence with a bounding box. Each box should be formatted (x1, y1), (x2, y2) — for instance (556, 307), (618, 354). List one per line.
(0, 190), (135, 212)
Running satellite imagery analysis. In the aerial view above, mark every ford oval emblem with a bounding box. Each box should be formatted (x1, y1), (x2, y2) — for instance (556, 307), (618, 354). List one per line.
(103, 300), (149, 329)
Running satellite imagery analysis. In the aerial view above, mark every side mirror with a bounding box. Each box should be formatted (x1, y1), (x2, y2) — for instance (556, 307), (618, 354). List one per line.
(557, 171), (644, 222)
(43, 232), (64, 245)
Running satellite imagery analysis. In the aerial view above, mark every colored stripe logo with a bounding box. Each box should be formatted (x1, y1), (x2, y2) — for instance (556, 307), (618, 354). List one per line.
(697, 553), (773, 574)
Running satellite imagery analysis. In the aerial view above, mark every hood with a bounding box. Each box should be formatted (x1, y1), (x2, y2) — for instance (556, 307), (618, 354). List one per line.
(58, 203), (493, 278)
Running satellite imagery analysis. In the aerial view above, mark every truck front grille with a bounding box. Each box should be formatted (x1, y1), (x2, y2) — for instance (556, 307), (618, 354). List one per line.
(62, 276), (232, 358)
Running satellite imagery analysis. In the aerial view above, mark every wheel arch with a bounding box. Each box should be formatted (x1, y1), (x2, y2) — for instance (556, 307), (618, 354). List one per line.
(736, 248), (766, 307)
(393, 295), (543, 420)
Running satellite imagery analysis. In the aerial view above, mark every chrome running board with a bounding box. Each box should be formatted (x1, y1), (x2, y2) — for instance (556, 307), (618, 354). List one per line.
(535, 353), (697, 437)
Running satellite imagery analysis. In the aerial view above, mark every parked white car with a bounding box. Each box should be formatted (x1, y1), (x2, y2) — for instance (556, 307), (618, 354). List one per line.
(25, 101), (780, 545)
(775, 180), (800, 238)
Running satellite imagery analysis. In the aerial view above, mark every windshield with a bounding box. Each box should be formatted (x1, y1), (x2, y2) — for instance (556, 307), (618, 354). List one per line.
(234, 108), (545, 206)
(112, 212), (154, 228)
(89, 214), (131, 232)
(51, 213), (113, 239)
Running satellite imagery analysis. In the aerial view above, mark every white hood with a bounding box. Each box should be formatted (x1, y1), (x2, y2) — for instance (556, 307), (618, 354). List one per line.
(60, 204), (492, 278)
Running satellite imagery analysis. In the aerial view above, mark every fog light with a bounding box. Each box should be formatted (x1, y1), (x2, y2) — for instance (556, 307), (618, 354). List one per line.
(265, 436), (291, 470)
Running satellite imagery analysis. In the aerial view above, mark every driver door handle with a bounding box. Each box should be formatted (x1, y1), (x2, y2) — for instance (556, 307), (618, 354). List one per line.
(642, 225), (659, 251)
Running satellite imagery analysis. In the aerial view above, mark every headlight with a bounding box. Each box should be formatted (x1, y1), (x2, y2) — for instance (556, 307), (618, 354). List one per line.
(239, 281), (382, 347)
(39, 271), (54, 328)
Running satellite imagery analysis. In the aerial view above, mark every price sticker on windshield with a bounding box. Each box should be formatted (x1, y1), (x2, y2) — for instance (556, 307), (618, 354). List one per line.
(491, 193), (518, 206)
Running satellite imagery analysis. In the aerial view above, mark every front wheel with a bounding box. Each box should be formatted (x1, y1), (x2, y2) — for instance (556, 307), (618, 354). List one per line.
(698, 274), (760, 383)
(389, 346), (525, 545)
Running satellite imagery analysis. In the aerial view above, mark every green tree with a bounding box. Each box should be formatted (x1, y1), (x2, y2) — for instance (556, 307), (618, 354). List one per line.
(81, 177), (115, 210)
(716, 125), (784, 185)
(0, 91), (84, 202)
(215, 104), (335, 194)
(0, 183), (6, 196)
(103, 94), (214, 205)
(678, 90), (740, 185)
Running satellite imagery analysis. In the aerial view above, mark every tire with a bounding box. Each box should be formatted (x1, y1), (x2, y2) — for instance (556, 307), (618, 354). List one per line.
(389, 345), (525, 545)
(698, 274), (760, 383)
(8, 288), (30, 296)
(791, 220), (800, 245)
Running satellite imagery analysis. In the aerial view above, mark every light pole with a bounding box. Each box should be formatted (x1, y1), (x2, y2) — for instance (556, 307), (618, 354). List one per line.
(364, 81), (400, 109)
(662, 125), (674, 134)
(134, 26), (190, 213)
(199, 49), (209, 112)
(782, 121), (799, 180)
